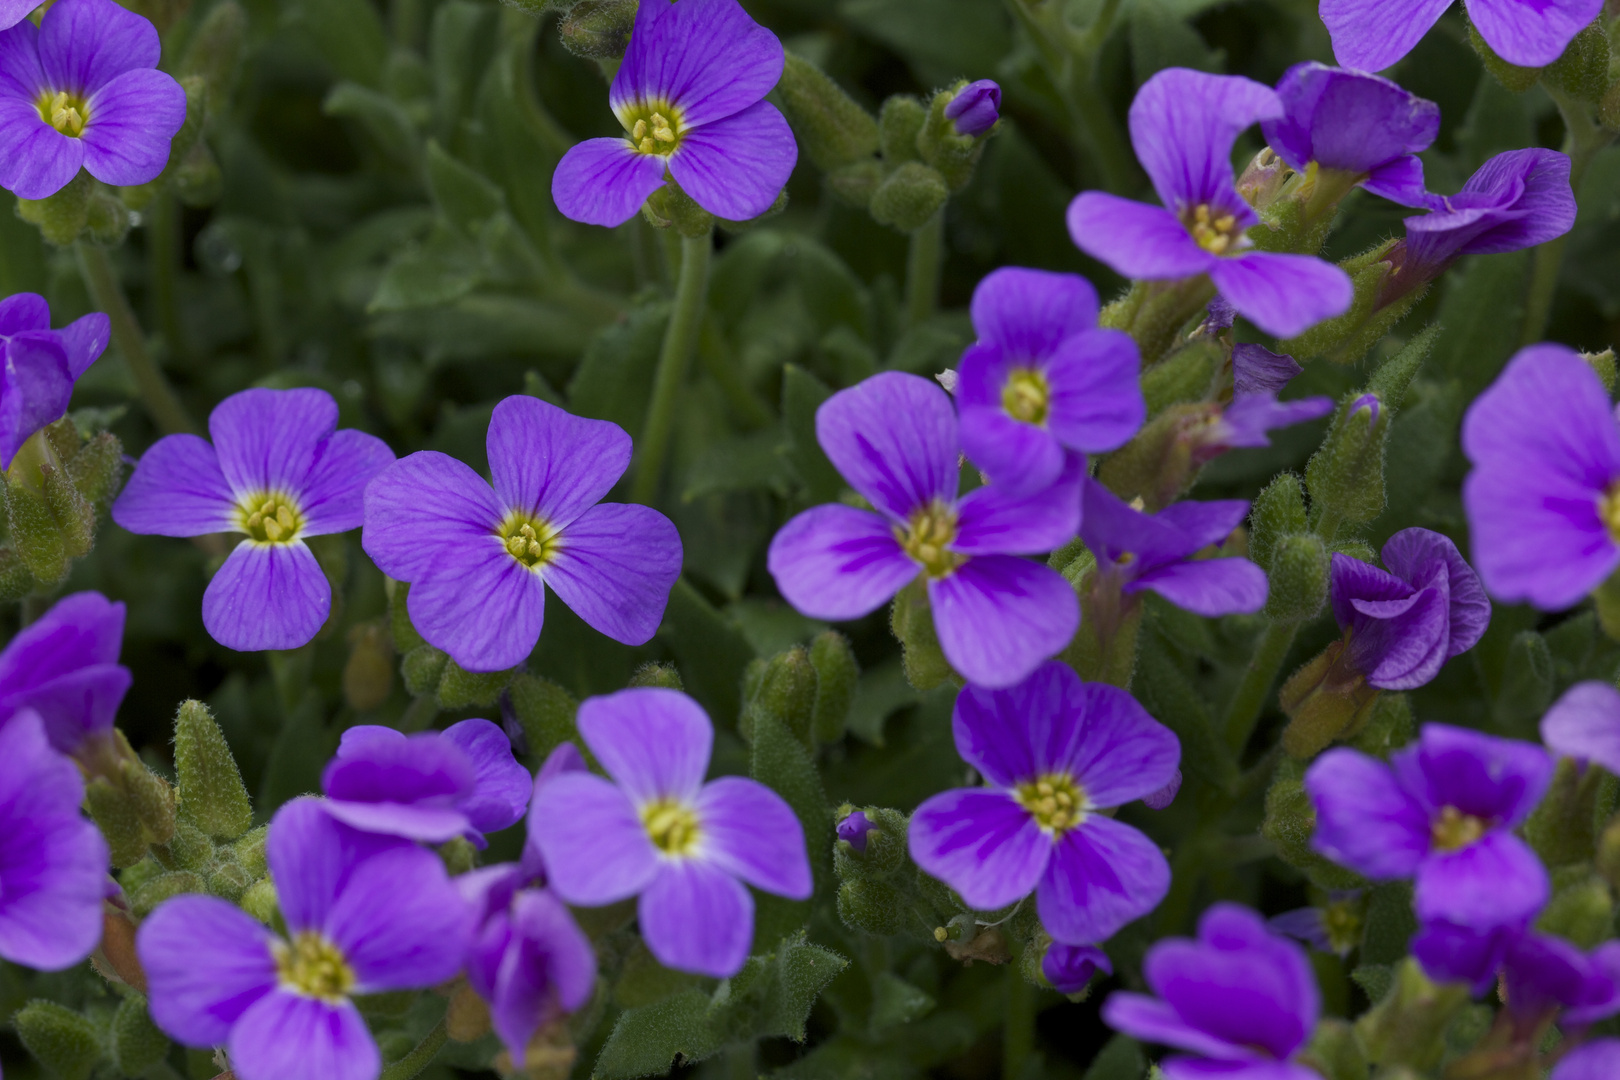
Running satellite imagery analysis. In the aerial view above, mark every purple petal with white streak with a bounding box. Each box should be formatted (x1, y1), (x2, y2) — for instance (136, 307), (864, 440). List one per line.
(611, 0), (783, 129)
(1038, 815), (1170, 944)
(815, 372), (958, 522)
(908, 787), (1049, 911)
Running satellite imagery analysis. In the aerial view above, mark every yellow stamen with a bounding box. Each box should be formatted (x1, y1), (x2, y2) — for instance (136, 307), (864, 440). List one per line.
(1430, 805), (1488, 852)
(1014, 772), (1088, 835)
(1186, 203), (1242, 255)
(1001, 368), (1051, 425)
(274, 932), (355, 1001)
(642, 798), (701, 855)
(497, 513), (561, 570)
(235, 492), (306, 545)
(896, 500), (966, 579)
(38, 90), (88, 137)
(625, 103), (684, 156)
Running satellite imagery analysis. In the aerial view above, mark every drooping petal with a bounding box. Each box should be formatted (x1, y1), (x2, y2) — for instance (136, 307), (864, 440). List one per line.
(1364, 155), (1436, 208)
(1414, 831), (1549, 930)
(79, 67), (186, 187)
(1209, 252), (1353, 339)
(228, 991), (379, 1080)
(208, 387), (337, 499)
(38, 0), (160, 92)
(1132, 557), (1268, 617)
(929, 557), (1079, 690)
(1303, 749), (1429, 879)
(486, 395), (631, 529)
(58, 312), (109, 379)
(1451, 149), (1576, 257)
(1231, 345), (1302, 397)
(1381, 528), (1490, 658)
(136, 895), (277, 1047)
(1043, 329), (1145, 454)
(1541, 681), (1620, 774)
(951, 661), (1089, 786)
(1467, 0), (1603, 69)
(815, 372), (958, 522)
(543, 503), (681, 647)
(362, 450), (504, 582)
(530, 771), (659, 906)
(1129, 69), (1281, 212)
(0, 592), (128, 752)
(1262, 63), (1440, 176)
(442, 718), (532, 837)
(407, 546), (545, 673)
(767, 504), (918, 620)
(576, 686), (711, 803)
(611, 0), (783, 129)
(1102, 993), (1251, 1061)
(317, 800), (471, 844)
(953, 453), (1083, 556)
(668, 100), (796, 222)
(969, 267), (1099, 359)
(202, 541), (330, 653)
(493, 890), (597, 1066)
(551, 137), (667, 228)
(299, 430), (396, 537)
(639, 858), (753, 978)
(112, 434), (235, 537)
(0, 100), (85, 200)
(1319, 0), (1452, 71)
(693, 776), (811, 899)
(1039, 816), (1170, 944)
(324, 845), (472, 991)
(908, 787), (1049, 911)
(1067, 192), (1215, 280)
(1063, 682), (1181, 808)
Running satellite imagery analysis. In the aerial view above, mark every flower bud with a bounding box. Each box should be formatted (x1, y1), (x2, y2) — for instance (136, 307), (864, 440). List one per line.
(879, 95), (926, 164)
(17, 171), (92, 246)
(1041, 942), (1111, 996)
(1236, 147), (1291, 210)
(837, 809), (874, 852)
(628, 661), (683, 691)
(155, 817), (213, 873)
(1279, 639), (1381, 759)
(837, 877), (910, 936)
(401, 643), (448, 695)
(1304, 393), (1389, 533)
(1536, 870), (1613, 947)
(869, 161), (948, 232)
(890, 579), (957, 691)
(507, 673), (580, 761)
(833, 806), (910, 879)
(87, 779), (150, 867)
(558, 0), (637, 59)
(741, 645), (817, 746)
(777, 54), (880, 172)
(174, 699), (253, 840)
(131, 870), (205, 916)
(1355, 958), (1469, 1070)
(241, 876), (279, 924)
(1466, 21), (1543, 93)
(1261, 759), (1364, 890)
(207, 859), (254, 901)
(1263, 533), (1330, 625)
(1544, 22), (1611, 103)
(1248, 473), (1308, 574)
(436, 656), (515, 709)
(112, 995), (171, 1076)
(341, 620), (394, 712)
(826, 160), (884, 208)
(1525, 757), (1602, 870)
(15, 1001), (102, 1080)
(943, 79), (1000, 138)
(63, 429), (126, 510)
(810, 631), (858, 743)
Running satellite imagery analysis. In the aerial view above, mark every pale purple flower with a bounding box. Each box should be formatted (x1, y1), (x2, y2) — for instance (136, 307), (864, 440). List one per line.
(1542, 681), (1620, 773)
(837, 810), (874, 852)
(0, 709), (110, 971)
(909, 662), (1179, 945)
(1142, 770), (1181, 810)
(138, 798), (473, 1080)
(113, 388), (394, 654)
(1461, 344), (1620, 610)
(956, 267), (1143, 493)
(0, 1), (32, 31)
(1556, 1040), (1620, 1080)
(1043, 943), (1111, 994)
(363, 395), (682, 674)
(0, 0), (187, 199)
(0, 292), (108, 468)
(1305, 724), (1552, 930)
(530, 688), (811, 978)
(1067, 69), (1353, 339)
(551, 0), (795, 226)
(0, 590), (129, 755)
(767, 372), (1081, 689)
(1101, 903), (1320, 1080)
(1321, 0), (1602, 71)
(945, 80), (1000, 137)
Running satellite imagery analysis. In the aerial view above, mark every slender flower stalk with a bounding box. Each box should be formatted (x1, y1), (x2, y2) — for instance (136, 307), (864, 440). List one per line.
(633, 230), (711, 503)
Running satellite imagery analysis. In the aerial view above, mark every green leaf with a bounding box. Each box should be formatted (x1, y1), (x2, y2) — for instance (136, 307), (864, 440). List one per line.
(659, 579), (756, 723)
(568, 299), (670, 432)
(683, 429), (794, 500)
(288, 0), (389, 87)
(368, 224), (483, 313)
(425, 141), (505, 233)
(1130, 0), (1221, 82)
(1084, 1035), (1145, 1080)
(869, 972), (935, 1032)
(593, 989), (723, 1079)
(15, 1001), (102, 1080)
(837, 0), (1012, 86)
(323, 82), (420, 165)
(1429, 252), (1530, 398)
(750, 714), (832, 942)
(781, 365), (845, 504)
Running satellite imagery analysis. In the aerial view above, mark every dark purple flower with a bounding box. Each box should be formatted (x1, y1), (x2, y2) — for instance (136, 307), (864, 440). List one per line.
(320, 719), (531, 848)
(0, 590), (129, 755)
(1067, 69), (1353, 339)
(0, 0), (187, 200)
(1305, 723), (1553, 930)
(530, 688), (811, 978)
(909, 662), (1179, 945)
(1328, 528), (1490, 691)
(1232, 343), (1302, 397)
(0, 708), (109, 970)
(1262, 63), (1439, 208)
(0, 292), (108, 468)
(364, 395), (682, 674)
(1321, 0), (1602, 71)
(113, 388), (394, 654)
(1412, 918), (1620, 1026)
(1102, 903), (1320, 1080)
(956, 267), (1143, 494)
(945, 79), (1000, 137)
(1461, 344), (1620, 610)
(837, 810), (874, 852)
(1186, 393), (1335, 466)
(551, 0), (795, 226)
(767, 372), (1081, 689)
(1080, 478), (1268, 617)
(1542, 681), (1620, 773)
(1556, 1040), (1620, 1080)
(1043, 942), (1111, 994)
(137, 798), (472, 1080)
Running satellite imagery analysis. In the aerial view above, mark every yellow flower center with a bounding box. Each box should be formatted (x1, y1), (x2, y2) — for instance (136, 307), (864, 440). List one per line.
(274, 931), (354, 1001)
(642, 798), (701, 856)
(1014, 773), (1088, 835)
(37, 90), (88, 137)
(1598, 483), (1620, 543)
(896, 500), (966, 579)
(1001, 368), (1051, 425)
(1186, 203), (1241, 255)
(1430, 805), (1488, 852)
(1323, 899), (1362, 954)
(498, 511), (561, 569)
(623, 102), (683, 156)
(236, 492), (306, 544)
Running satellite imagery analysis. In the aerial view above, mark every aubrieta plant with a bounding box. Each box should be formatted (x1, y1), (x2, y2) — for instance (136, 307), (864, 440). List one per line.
(6, 0), (1620, 1078)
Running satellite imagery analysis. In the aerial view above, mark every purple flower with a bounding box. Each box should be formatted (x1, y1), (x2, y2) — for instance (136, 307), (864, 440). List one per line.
(320, 719), (532, 848)
(363, 395), (682, 674)
(1185, 393), (1335, 467)
(908, 662), (1179, 945)
(1321, 0), (1602, 71)
(1268, 891), (1363, 956)
(551, 0), (795, 226)
(1327, 528), (1490, 691)
(1232, 343), (1302, 397)
(1461, 344), (1620, 610)
(1556, 1040), (1620, 1080)
(1066, 69), (1353, 339)
(767, 372), (1081, 689)
(956, 267), (1144, 494)
(1142, 770), (1181, 810)
(1305, 723), (1553, 930)
(0, 590), (129, 755)
(1412, 918), (1620, 1025)
(0, 0), (187, 200)
(1542, 681), (1620, 772)
(530, 688), (811, 978)
(1262, 63), (1439, 208)
(137, 798), (473, 1080)
(0, 292), (108, 468)
(1080, 478), (1268, 618)
(945, 79), (1000, 137)
(0, 708), (110, 971)
(1101, 903), (1320, 1080)
(113, 388), (394, 653)
(1043, 943), (1111, 994)
(837, 809), (875, 852)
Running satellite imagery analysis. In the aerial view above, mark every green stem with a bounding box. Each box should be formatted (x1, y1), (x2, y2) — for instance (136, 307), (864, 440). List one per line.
(400, 694), (439, 733)
(632, 232), (712, 504)
(76, 243), (196, 436)
(904, 210), (945, 328)
(1222, 621), (1298, 753)
(1003, 960), (1035, 1080)
(148, 192), (185, 362)
(1064, 62), (1135, 194)
(1521, 91), (1612, 346)
(700, 315), (774, 430)
(379, 1019), (447, 1080)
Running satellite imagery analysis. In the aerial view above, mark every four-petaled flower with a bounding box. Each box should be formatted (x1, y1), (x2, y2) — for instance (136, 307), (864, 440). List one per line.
(0, 291), (109, 468)
(0, 590), (129, 756)
(1321, 0), (1601, 71)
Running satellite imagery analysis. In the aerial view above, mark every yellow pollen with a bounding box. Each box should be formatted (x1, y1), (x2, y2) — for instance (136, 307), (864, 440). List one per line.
(1430, 805), (1488, 852)
(38, 91), (88, 137)
(1599, 483), (1620, 543)
(1015, 773), (1087, 835)
(274, 932), (354, 1001)
(237, 493), (305, 544)
(642, 798), (701, 856)
(498, 513), (561, 569)
(896, 501), (966, 579)
(628, 107), (681, 155)
(1186, 203), (1241, 255)
(1001, 368), (1051, 425)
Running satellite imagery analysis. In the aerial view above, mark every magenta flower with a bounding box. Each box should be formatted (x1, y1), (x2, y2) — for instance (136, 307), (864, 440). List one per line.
(530, 688), (811, 978)
(1305, 724), (1552, 930)
(956, 267), (1144, 494)
(0, 0), (187, 200)
(767, 372), (1082, 689)
(0, 292), (109, 468)
(1321, 0), (1601, 71)
(551, 0), (795, 226)
(1067, 69), (1353, 339)
(0, 709), (110, 971)
(113, 388), (395, 653)
(909, 662), (1179, 945)
(945, 80), (1001, 137)
(0, 590), (129, 755)
(1043, 943), (1111, 994)
(138, 799), (473, 1080)
(1461, 344), (1619, 610)
(363, 395), (682, 674)
(1101, 903), (1321, 1080)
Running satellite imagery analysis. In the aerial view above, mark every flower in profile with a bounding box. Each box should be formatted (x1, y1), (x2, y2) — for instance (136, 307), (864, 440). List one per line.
(767, 372), (1082, 689)
(1412, 918), (1620, 1029)
(364, 395), (682, 673)
(321, 719), (532, 848)
(909, 662), (1180, 945)
(551, 0), (795, 226)
(0, 0), (188, 200)
(113, 388), (395, 653)
(138, 799), (472, 1080)
(1043, 943), (1111, 995)
(945, 79), (1000, 137)
(0, 708), (110, 971)
(1541, 681), (1620, 772)
(1101, 903), (1320, 1080)
(1066, 69), (1353, 338)
(0, 590), (129, 755)
(0, 292), (109, 468)
(955, 267), (1144, 493)
(1461, 343), (1620, 610)
(1321, 0), (1601, 71)
(530, 688), (811, 977)
(1305, 724), (1552, 930)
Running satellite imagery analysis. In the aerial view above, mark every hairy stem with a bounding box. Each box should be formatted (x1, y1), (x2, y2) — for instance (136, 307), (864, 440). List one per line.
(632, 231), (712, 504)
(76, 243), (196, 436)
(379, 1019), (447, 1080)
(904, 209), (945, 328)
(1521, 91), (1612, 346)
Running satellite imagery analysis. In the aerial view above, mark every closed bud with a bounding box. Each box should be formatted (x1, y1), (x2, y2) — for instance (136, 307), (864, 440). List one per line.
(1526, 757), (1603, 869)
(180, 0), (247, 106)
(559, 0), (637, 59)
(743, 646), (818, 746)
(1094, 407), (1196, 511)
(241, 876), (278, 924)
(173, 141), (223, 208)
(918, 83), (992, 191)
(868, 162), (948, 232)
(642, 180), (715, 238)
(628, 661), (684, 690)
(836, 809), (874, 852)
(1300, 1019), (1368, 1080)
(86, 192), (132, 246)
(343, 621), (394, 712)
(1263, 532), (1330, 625)
(63, 430), (126, 509)
(233, 824), (268, 877)
(1305, 393), (1389, 531)
(174, 699), (253, 840)
(41, 464), (94, 558)
(436, 656), (514, 709)
(0, 547), (33, 602)
(131, 870), (205, 916)
(111, 995), (170, 1075)
(810, 631), (858, 744)
(15, 1001), (103, 1080)
(154, 817), (212, 873)
(879, 95), (926, 164)
(17, 171), (92, 246)
(207, 859), (254, 901)
(1283, 241), (1407, 364)
(1348, 691), (1413, 759)
(507, 673), (580, 761)
(441, 836), (477, 876)
(1536, 870), (1613, 947)
(1355, 958), (1468, 1069)
(833, 806), (909, 879)
(942, 79), (1000, 138)
(6, 477), (71, 584)
(87, 779), (150, 867)
(1544, 23), (1611, 102)
(777, 54), (880, 172)
(1248, 473), (1308, 573)
(1466, 22), (1544, 92)
(1279, 640), (1381, 759)
(837, 877), (909, 936)
(1261, 759), (1364, 890)
(826, 160), (883, 208)
(1581, 347), (1618, 393)
(401, 643), (448, 695)
(122, 755), (177, 846)
(890, 579), (957, 691)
